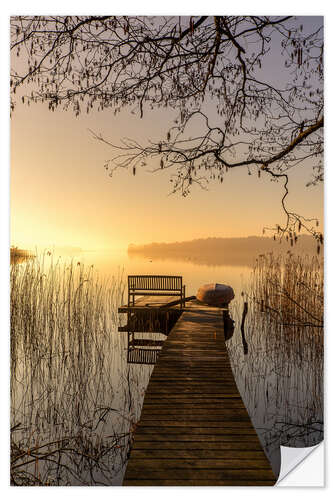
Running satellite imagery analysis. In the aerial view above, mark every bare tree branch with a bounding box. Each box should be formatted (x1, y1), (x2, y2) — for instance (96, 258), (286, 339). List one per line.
(11, 15), (324, 240)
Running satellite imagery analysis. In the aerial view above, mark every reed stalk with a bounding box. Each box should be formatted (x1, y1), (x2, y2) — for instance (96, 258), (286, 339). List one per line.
(10, 253), (151, 485)
(227, 252), (323, 477)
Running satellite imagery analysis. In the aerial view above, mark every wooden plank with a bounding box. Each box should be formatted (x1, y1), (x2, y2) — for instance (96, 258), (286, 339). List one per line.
(132, 434), (262, 442)
(143, 394), (246, 400)
(134, 427), (258, 436)
(122, 301), (276, 486)
(125, 468), (276, 481)
(130, 449), (269, 459)
(119, 294), (229, 313)
(126, 458), (272, 470)
(137, 420), (255, 428)
(140, 403), (247, 409)
(131, 441), (265, 451)
(140, 410), (249, 418)
(128, 339), (164, 347)
(124, 479), (275, 486)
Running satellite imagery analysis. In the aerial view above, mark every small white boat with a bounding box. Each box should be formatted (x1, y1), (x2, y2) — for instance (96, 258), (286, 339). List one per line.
(196, 283), (235, 306)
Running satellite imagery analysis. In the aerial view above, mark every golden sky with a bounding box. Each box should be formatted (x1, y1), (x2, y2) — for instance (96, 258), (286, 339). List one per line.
(10, 17), (324, 253)
(10, 98), (323, 252)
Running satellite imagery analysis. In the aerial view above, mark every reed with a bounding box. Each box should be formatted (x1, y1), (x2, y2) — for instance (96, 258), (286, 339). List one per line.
(10, 253), (151, 485)
(227, 252), (324, 477)
(10, 246), (34, 264)
(251, 252), (323, 329)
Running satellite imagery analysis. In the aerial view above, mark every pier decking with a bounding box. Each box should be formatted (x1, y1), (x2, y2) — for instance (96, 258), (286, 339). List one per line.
(121, 297), (276, 486)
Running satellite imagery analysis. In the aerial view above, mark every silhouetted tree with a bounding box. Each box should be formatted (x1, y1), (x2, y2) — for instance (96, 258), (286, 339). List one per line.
(11, 16), (323, 245)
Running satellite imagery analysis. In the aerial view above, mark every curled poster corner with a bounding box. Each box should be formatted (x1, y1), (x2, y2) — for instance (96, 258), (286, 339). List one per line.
(276, 442), (324, 487)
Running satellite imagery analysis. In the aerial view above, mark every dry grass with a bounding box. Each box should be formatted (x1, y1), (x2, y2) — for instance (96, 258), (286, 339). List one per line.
(11, 250), (324, 482)
(251, 252), (323, 329)
(227, 252), (324, 477)
(10, 253), (151, 485)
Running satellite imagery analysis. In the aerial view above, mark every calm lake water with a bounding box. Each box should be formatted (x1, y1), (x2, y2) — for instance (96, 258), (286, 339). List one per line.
(10, 248), (323, 485)
(65, 247), (253, 297)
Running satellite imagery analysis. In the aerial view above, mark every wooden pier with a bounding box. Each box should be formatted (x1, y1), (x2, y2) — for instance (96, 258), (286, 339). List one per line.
(120, 293), (276, 486)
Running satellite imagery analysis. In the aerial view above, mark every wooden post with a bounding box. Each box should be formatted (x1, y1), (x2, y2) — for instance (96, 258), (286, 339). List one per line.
(241, 301), (248, 355)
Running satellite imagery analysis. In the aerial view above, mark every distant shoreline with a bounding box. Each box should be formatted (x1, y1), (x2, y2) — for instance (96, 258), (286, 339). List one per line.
(10, 246), (33, 258)
(10, 246), (35, 264)
(128, 235), (320, 267)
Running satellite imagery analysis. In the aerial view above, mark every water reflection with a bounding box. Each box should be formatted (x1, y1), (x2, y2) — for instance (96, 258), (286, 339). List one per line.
(10, 252), (34, 265)
(10, 257), (152, 485)
(240, 301), (249, 355)
(10, 249), (323, 484)
(223, 310), (235, 341)
(128, 235), (318, 268)
(127, 347), (160, 365)
(226, 294), (323, 478)
(35, 247), (251, 299)
(125, 307), (181, 366)
(128, 251), (257, 268)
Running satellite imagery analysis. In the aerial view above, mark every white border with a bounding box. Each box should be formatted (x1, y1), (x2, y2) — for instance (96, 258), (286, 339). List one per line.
(1, 2), (331, 498)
